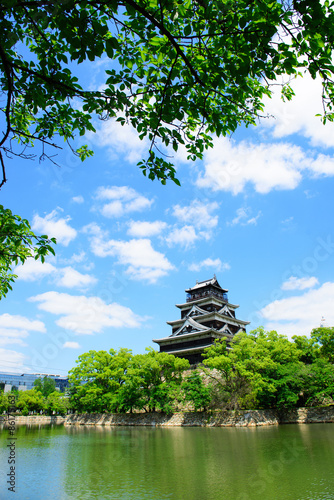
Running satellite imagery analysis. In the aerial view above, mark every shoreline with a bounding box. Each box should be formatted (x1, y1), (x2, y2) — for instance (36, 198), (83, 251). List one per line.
(1, 406), (334, 428)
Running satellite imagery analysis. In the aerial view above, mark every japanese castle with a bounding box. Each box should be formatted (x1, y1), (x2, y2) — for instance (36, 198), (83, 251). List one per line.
(153, 276), (249, 364)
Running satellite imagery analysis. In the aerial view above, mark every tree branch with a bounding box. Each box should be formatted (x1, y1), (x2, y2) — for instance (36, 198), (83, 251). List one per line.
(0, 151), (7, 188)
(121, 0), (204, 86)
(0, 43), (14, 150)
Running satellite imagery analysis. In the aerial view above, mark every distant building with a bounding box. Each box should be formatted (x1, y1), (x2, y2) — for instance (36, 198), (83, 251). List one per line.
(153, 276), (250, 364)
(0, 372), (69, 393)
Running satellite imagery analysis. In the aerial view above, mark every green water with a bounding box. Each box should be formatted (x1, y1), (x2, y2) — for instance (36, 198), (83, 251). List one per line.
(1, 423), (334, 499)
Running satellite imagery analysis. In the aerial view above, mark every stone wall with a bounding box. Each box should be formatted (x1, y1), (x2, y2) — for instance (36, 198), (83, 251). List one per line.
(1, 406), (333, 428)
(279, 406), (334, 424)
(65, 406), (334, 427)
(1, 415), (65, 426)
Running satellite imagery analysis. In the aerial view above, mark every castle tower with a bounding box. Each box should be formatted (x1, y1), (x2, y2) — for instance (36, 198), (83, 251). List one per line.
(153, 276), (250, 364)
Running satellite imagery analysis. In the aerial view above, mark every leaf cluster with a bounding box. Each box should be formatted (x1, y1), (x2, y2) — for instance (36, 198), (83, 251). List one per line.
(68, 347), (190, 414)
(203, 327), (334, 410)
(0, 204), (56, 299)
(2, 388), (69, 416)
(1, 0), (334, 186)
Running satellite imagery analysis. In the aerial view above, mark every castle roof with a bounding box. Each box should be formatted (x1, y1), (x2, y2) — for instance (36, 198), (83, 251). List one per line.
(185, 276), (228, 293)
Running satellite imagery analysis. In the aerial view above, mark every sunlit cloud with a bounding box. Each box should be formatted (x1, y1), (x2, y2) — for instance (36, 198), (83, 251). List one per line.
(171, 200), (219, 229)
(63, 341), (81, 349)
(84, 223), (174, 283)
(227, 207), (262, 226)
(32, 208), (77, 246)
(262, 73), (334, 149)
(188, 258), (230, 273)
(127, 220), (167, 237)
(55, 267), (98, 289)
(94, 185), (153, 218)
(72, 195), (84, 204)
(259, 282), (334, 337)
(165, 225), (198, 249)
(14, 259), (57, 281)
(0, 314), (45, 351)
(29, 291), (146, 335)
(281, 276), (319, 291)
(196, 137), (334, 194)
(0, 348), (27, 373)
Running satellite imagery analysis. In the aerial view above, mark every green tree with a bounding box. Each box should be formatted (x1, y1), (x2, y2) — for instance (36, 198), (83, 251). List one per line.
(181, 370), (212, 412)
(301, 358), (334, 406)
(0, 390), (10, 413)
(292, 335), (320, 364)
(46, 391), (70, 416)
(33, 376), (57, 398)
(16, 389), (45, 415)
(2, 1), (334, 297)
(203, 328), (303, 409)
(68, 348), (133, 413)
(1, 0), (334, 185)
(202, 337), (255, 409)
(118, 349), (189, 414)
(139, 349), (189, 413)
(311, 327), (334, 363)
(0, 205), (56, 299)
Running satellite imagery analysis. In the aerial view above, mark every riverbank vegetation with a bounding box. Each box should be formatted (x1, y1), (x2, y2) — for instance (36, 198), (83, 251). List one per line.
(1, 328), (333, 415)
(0, 386), (70, 416)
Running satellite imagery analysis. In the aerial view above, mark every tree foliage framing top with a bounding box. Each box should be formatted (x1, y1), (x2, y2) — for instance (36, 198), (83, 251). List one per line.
(1, 0), (334, 187)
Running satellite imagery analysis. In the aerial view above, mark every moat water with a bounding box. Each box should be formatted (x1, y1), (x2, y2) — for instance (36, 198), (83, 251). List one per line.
(1, 423), (334, 499)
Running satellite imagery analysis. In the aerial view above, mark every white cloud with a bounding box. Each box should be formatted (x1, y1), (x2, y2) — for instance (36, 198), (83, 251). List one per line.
(0, 314), (45, 349)
(0, 314), (45, 333)
(14, 257), (96, 290)
(32, 208), (77, 246)
(84, 224), (174, 283)
(196, 136), (334, 194)
(166, 225), (198, 249)
(0, 328), (29, 347)
(0, 348), (27, 373)
(93, 120), (149, 163)
(189, 258), (230, 273)
(281, 276), (319, 291)
(171, 200), (219, 229)
(262, 73), (334, 148)
(166, 200), (219, 247)
(62, 251), (86, 265)
(56, 267), (98, 289)
(95, 186), (153, 218)
(29, 291), (145, 335)
(0, 337), (27, 347)
(63, 341), (81, 349)
(127, 220), (167, 237)
(259, 282), (334, 337)
(14, 259), (57, 281)
(96, 186), (137, 201)
(72, 195), (84, 204)
(228, 207), (262, 226)
(102, 238), (174, 283)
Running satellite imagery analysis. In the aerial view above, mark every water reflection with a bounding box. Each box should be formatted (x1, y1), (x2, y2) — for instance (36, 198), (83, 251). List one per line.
(0, 424), (334, 499)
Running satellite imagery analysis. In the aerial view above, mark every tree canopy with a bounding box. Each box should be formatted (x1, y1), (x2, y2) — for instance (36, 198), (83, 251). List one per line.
(1, 329), (333, 415)
(0, 205), (56, 299)
(203, 327), (334, 409)
(1, 0), (334, 187)
(33, 375), (57, 397)
(68, 347), (189, 413)
(2, 0), (334, 298)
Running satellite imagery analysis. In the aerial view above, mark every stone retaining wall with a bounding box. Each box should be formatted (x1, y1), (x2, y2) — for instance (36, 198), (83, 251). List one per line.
(65, 406), (334, 427)
(279, 406), (334, 424)
(1, 406), (333, 428)
(1, 415), (65, 426)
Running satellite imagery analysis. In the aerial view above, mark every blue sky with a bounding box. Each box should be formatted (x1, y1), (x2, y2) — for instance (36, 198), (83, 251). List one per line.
(1, 66), (334, 376)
